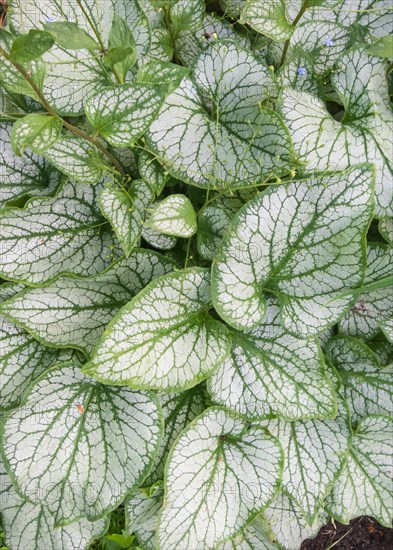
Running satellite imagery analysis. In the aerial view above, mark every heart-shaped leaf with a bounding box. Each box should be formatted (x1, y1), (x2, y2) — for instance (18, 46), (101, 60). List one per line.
(85, 268), (231, 391)
(157, 407), (283, 549)
(2, 364), (163, 525)
(212, 164), (374, 336)
(145, 194), (197, 237)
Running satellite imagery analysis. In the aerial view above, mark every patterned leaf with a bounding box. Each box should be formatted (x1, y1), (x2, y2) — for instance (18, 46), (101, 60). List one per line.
(241, 0), (293, 42)
(281, 48), (392, 217)
(326, 415), (393, 527)
(85, 268), (231, 391)
(0, 122), (61, 207)
(208, 298), (337, 420)
(0, 250), (175, 356)
(145, 194), (197, 237)
(98, 180), (154, 256)
(0, 181), (119, 285)
(264, 492), (328, 550)
(2, 364), (163, 525)
(84, 84), (165, 147)
(147, 40), (293, 189)
(126, 483), (163, 550)
(11, 114), (62, 156)
(327, 335), (393, 422)
(211, 165), (374, 336)
(157, 407), (283, 549)
(339, 243), (393, 339)
(263, 402), (351, 523)
(0, 460), (109, 550)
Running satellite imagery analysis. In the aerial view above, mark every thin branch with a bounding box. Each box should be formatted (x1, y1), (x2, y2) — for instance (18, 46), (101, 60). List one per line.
(280, 0), (311, 66)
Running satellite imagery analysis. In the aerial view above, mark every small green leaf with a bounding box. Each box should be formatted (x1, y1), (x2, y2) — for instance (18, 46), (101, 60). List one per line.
(367, 35), (393, 58)
(10, 29), (54, 62)
(84, 83), (165, 147)
(107, 16), (137, 82)
(158, 407), (283, 549)
(85, 268), (231, 392)
(2, 364), (163, 525)
(145, 194), (197, 237)
(11, 114), (62, 156)
(43, 21), (100, 50)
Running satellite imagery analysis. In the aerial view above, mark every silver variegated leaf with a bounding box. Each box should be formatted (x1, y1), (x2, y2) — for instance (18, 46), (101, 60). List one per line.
(0, 123), (61, 207)
(281, 49), (393, 217)
(99, 180), (155, 256)
(0, 180), (119, 285)
(85, 268), (231, 391)
(126, 483), (163, 550)
(208, 298), (336, 420)
(212, 165), (374, 336)
(147, 40), (293, 189)
(2, 364), (163, 525)
(327, 335), (393, 422)
(0, 460), (108, 550)
(326, 415), (393, 527)
(339, 243), (393, 339)
(263, 401), (351, 523)
(158, 407), (283, 549)
(0, 249), (175, 356)
(145, 194), (197, 237)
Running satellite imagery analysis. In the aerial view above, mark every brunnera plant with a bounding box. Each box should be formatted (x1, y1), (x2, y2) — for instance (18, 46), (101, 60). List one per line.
(0, 0), (392, 549)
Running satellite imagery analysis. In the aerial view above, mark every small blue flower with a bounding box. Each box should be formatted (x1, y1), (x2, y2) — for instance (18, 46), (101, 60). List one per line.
(297, 67), (307, 76)
(324, 38), (334, 47)
(44, 16), (55, 23)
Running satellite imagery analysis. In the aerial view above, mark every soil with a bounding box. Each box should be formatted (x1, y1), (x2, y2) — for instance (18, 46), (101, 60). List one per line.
(301, 516), (393, 550)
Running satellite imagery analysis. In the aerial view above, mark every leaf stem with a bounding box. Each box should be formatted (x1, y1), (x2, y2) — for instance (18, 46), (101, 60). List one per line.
(75, 0), (105, 51)
(280, 0), (311, 66)
(0, 45), (125, 175)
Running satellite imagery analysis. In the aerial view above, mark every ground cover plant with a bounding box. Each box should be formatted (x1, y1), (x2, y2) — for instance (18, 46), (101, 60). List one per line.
(0, 0), (392, 549)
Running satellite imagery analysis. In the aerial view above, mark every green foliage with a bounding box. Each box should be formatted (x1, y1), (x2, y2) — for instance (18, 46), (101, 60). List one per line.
(0, 1), (392, 549)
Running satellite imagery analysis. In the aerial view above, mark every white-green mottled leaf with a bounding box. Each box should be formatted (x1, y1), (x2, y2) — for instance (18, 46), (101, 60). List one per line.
(147, 40), (293, 189)
(142, 226), (178, 250)
(126, 483), (163, 549)
(208, 298), (336, 420)
(305, 0), (393, 39)
(2, 364), (163, 525)
(145, 194), (197, 237)
(85, 268), (231, 391)
(99, 180), (154, 256)
(281, 48), (392, 217)
(0, 181), (119, 285)
(379, 317), (393, 343)
(326, 414), (393, 527)
(145, 384), (208, 486)
(264, 402), (350, 523)
(218, 516), (279, 550)
(264, 492), (328, 550)
(174, 13), (251, 66)
(138, 150), (167, 195)
(339, 243), (393, 339)
(11, 114), (62, 156)
(379, 217), (393, 244)
(158, 407), (283, 549)
(170, 0), (205, 35)
(219, 0), (246, 18)
(42, 133), (104, 184)
(84, 84), (165, 147)
(9, 0), (151, 115)
(0, 122), (61, 207)
(241, 0), (293, 42)
(212, 165), (374, 336)
(197, 191), (254, 261)
(327, 336), (393, 422)
(0, 249), (175, 357)
(0, 460), (109, 550)
(137, 59), (190, 94)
